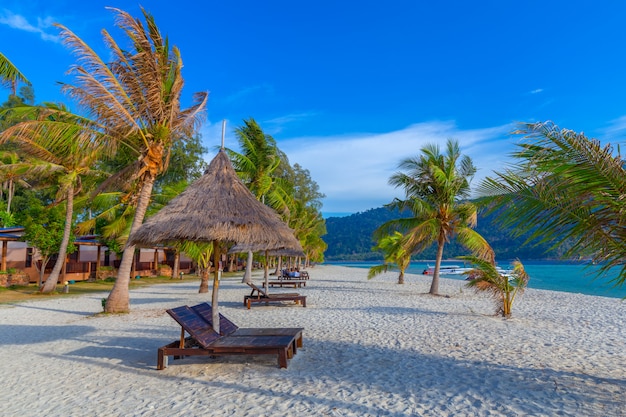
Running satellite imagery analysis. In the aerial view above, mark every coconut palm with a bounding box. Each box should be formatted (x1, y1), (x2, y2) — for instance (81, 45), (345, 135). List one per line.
(0, 108), (105, 292)
(381, 139), (494, 295)
(45, 8), (207, 312)
(224, 118), (293, 282)
(462, 256), (529, 317)
(479, 121), (626, 286)
(0, 52), (30, 95)
(368, 231), (411, 284)
(178, 240), (214, 292)
(225, 118), (291, 211)
(0, 150), (32, 213)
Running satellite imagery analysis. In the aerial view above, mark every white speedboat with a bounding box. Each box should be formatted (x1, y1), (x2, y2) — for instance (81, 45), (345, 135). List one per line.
(422, 265), (472, 275)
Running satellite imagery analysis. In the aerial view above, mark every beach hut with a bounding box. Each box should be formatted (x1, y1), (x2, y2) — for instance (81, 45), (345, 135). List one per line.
(128, 148), (301, 332)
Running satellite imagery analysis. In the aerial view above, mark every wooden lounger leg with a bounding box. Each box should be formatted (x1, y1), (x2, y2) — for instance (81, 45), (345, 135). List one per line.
(157, 347), (167, 370)
(278, 348), (288, 368)
(247, 299), (252, 309)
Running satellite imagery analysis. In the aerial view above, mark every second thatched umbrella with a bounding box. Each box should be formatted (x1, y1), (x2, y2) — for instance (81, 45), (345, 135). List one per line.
(129, 149), (301, 332)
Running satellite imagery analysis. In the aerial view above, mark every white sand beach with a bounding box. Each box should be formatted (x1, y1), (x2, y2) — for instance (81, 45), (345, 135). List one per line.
(1, 264), (624, 417)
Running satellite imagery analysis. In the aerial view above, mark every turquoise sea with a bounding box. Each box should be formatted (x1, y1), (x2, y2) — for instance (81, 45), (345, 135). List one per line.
(324, 260), (626, 299)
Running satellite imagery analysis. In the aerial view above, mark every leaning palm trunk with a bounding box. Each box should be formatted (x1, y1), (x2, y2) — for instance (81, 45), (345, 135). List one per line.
(430, 236), (445, 295)
(40, 183), (74, 293)
(198, 266), (210, 293)
(106, 176), (156, 313)
(171, 250), (180, 279)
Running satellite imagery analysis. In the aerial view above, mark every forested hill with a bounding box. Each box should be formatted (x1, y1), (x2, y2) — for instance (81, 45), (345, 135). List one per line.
(324, 206), (566, 261)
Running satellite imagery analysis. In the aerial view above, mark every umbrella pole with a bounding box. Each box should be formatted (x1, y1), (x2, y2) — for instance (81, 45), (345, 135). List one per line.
(211, 240), (220, 334)
(264, 250), (270, 295)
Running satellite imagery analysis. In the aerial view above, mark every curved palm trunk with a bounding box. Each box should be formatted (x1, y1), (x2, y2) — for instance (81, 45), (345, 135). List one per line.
(171, 250), (180, 279)
(40, 184), (74, 293)
(106, 175), (156, 313)
(398, 269), (405, 285)
(198, 266), (210, 293)
(429, 235), (446, 295)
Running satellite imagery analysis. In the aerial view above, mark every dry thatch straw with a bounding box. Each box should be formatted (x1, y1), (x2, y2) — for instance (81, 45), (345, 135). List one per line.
(128, 149), (299, 248)
(228, 242), (304, 257)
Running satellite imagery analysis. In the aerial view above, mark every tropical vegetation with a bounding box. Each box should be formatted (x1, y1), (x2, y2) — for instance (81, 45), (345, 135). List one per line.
(0, 9), (326, 308)
(462, 256), (529, 317)
(367, 231), (411, 284)
(375, 139), (493, 295)
(479, 121), (626, 286)
(224, 118), (326, 276)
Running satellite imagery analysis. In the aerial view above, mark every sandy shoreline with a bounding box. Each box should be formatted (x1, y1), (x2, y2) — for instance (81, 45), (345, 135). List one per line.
(1, 265), (624, 416)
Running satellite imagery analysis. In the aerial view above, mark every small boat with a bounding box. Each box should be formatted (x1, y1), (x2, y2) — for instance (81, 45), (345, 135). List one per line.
(422, 265), (472, 275)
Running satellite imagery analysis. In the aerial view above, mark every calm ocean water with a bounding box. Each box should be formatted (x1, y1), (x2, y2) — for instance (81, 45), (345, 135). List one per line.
(324, 260), (626, 299)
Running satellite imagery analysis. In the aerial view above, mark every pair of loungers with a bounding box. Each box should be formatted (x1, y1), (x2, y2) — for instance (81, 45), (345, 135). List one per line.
(157, 302), (304, 369)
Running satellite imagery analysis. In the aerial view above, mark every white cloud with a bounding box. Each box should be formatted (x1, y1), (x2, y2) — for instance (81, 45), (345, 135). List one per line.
(598, 115), (626, 140)
(0, 10), (59, 43)
(198, 118), (517, 214)
(278, 121), (515, 213)
(263, 112), (318, 135)
(529, 88), (544, 94)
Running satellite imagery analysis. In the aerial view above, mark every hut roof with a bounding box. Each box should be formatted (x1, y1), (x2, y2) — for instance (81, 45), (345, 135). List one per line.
(128, 150), (300, 249)
(228, 242), (304, 257)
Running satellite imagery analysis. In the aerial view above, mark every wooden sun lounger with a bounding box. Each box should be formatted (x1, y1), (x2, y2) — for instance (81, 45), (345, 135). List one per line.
(157, 305), (297, 369)
(244, 282), (307, 309)
(264, 280), (307, 288)
(190, 303), (304, 351)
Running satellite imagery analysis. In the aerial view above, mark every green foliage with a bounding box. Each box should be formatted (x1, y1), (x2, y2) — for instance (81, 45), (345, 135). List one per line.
(479, 121), (626, 285)
(462, 256), (529, 317)
(368, 231), (411, 284)
(325, 205), (564, 261)
(14, 191), (76, 258)
(155, 134), (208, 189)
(0, 210), (15, 227)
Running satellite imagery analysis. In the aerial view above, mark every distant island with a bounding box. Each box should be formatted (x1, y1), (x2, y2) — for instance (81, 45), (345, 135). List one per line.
(324, 206), (570, 261)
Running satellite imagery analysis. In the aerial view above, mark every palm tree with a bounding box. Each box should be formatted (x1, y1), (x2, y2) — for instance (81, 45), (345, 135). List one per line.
(48, 8), (207, 312)
(0, 108), (105, 292)
(0, 52), (30, 95)
(225, 118), (290, 211)
(479, 121), (626, 285)
(0, 150), (32, 213)
(462, 256), (529, 317)
(224, 118), (291, 283)
(368, 231), (411, 284)
(382, 139), (494, 295)
(178, 240), (214, 292)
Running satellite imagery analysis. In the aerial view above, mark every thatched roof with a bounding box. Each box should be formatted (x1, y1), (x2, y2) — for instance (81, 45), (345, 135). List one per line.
(128, 149), (300, 248)
(228, 242), (305, 257)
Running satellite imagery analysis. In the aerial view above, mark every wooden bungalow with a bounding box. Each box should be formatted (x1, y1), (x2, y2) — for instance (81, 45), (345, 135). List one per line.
(0, 229), (194, 286)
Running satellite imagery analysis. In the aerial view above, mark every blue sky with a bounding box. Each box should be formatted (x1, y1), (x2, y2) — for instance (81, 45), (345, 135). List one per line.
(1, 1), (626, 216)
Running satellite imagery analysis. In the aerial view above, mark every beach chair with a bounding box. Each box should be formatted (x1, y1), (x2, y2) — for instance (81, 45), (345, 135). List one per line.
(264, 279), (306, 288)
(157, 305), (298, 369)
(244, 282), (307, 309)
(190, 302), (303, 351)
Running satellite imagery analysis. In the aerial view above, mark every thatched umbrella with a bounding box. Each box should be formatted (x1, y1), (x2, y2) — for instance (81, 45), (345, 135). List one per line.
(129, 148), (300, 332)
